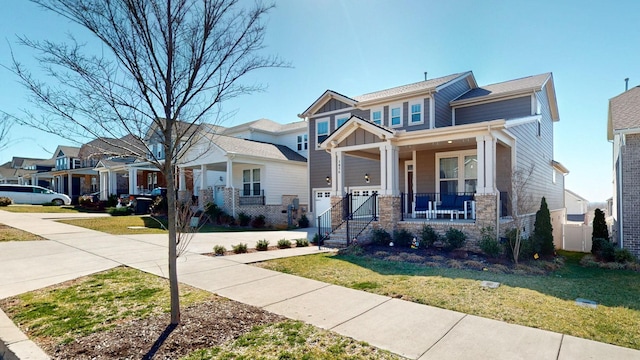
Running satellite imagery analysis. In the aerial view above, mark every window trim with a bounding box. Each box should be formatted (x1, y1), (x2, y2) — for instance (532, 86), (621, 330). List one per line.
(316, 118), (329, 148)
(389, 104), (403, 128)
(370, 107), (383, 125)
(242, 168), (261, 196)
(435, 149), (477, 194)
(334, 112), (351, 129)
(297, 134), (308, 151)
(408, 98), (424, 125)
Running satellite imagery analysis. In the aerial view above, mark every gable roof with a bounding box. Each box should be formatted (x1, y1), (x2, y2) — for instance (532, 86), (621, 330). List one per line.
(451, 73), (559, 121)
(205, 135), (306, 163)
(300, 72), (475, 117)
(54, 145), (80, 159)
(223, 118), (306, 135)
(565, 188), (589, 203)
(608, 86), (640, 140)
(320, 115), (396, 148)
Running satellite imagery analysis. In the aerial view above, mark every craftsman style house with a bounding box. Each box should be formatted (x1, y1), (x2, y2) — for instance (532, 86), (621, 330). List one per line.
(300, 71), (567, 246)
(608, 85), (640, 260)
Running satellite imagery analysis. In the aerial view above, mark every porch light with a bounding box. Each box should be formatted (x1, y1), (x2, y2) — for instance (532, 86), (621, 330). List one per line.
(447, 140), (453, 144)
(326, 176), (331, 185)
(365, 173), (370, 183)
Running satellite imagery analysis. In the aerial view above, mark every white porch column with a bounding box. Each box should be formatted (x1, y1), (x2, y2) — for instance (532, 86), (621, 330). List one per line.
(476, 136), (486, 193)
(100, 172), (108, 200)
(388, 144), (400, 196)
(128, 167), (137, 194)
(200, 164), (208, 190)
(32, 174), (38, 186)
(67, 174), (72, 197)
(335, 150), (345, 195)
(108, 171), (117, 196)
(379, 144), (387, 194)
(226, 159), (233, 186)
(178, 167), (186, 191)
(485, 135), (496, 193)
(330, 149), (338, 195)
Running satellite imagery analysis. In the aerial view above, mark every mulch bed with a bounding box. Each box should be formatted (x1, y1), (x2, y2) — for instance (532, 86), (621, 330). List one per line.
(45, 296), (285, 359)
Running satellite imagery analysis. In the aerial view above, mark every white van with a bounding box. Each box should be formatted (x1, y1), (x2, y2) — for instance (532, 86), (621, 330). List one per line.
(0, 185), (72, 205)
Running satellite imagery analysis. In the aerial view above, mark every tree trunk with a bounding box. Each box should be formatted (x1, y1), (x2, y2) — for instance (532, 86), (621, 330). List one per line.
(166, 164), (180, 325)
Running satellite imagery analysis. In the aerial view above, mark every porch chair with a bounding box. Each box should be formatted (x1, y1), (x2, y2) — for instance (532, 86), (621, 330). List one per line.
(414, 195), (432, 219)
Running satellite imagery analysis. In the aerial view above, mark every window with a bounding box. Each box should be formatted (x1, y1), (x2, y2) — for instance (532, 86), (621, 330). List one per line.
(436, 150), (477, 194)
(56, 157), (68, 170)
(552, 169), (556, 184)
(390, 105), (402, 127)
(316, 119), (329, 145)
(335, 113), (350, 128)
(409, 100), (423, 124)
(243, 169), (261, 196)
(72, 159), (81, 169)
(297, 134), (308, 151)
(537, 120), (541, 137)
(371, 108), (382, 125)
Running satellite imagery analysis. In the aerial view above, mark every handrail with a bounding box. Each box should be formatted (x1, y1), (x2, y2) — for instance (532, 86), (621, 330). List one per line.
(317, 193), (349, 244)
(346, 193), (378, 245)
(317, 192), (378, 246)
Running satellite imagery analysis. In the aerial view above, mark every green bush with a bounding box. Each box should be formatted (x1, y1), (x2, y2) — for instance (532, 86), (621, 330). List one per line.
(615, 248), (636, 263)
(371, 228), (391, 246)
(106, 194), (119, 208)
(295, 238), (309, 247)
(420, 225), (438, 249)
(277, 239), (292, 249)
(592, 238), (615, 262)
(533, 197), (554, 256)
(393, 229), (414, 248)
(107, 206), (133, 216)
(479, 227), (501, 258)
(256, 239), (270, 251)
(592, 208), (609, 242)
(232, 243), (248, 254)
(213, 245), (226, 256)
(238, 212), (252, 226)
(444, 228), (466, 251)
(311, 233), (321, 245)
(298, 214), (310, 228)
(251, 214), (266, 228)
(0, 197), (12, 206)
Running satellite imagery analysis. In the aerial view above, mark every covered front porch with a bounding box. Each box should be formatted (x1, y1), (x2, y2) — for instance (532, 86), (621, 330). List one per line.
(95, 159), (164, 200)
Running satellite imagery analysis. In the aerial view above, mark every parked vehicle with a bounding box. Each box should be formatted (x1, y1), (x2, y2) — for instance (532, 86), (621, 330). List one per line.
(0, 185), (72, 205)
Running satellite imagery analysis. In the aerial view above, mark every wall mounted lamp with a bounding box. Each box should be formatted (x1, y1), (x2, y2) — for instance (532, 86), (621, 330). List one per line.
(326, 176), (331, 185)
(365, 173), (370, 183)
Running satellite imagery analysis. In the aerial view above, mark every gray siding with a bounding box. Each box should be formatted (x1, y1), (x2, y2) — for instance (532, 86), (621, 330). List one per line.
(381, 98), (431, 131)
(455, 96), (531, 125)
(342, 128), (384, 146)
(435, 79), (472, 128)
(508, 88), (563, 213)
(318, 98), (351, 113)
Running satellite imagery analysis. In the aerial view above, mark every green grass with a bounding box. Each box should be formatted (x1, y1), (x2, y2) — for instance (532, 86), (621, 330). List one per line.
(182, 320), (402, 360)
(58, 216), (168, 234)
(1, 205), (85, 213)
(0, 267), (211, 346)
(258, 250), (640, 350)
(0, 224), (46, 241)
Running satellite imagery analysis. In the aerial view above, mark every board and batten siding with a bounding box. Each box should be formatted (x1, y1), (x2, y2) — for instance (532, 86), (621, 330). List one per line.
(435, 78), (472, 128)
(318, 98), (352, 113)
(454, 96), (531, 125)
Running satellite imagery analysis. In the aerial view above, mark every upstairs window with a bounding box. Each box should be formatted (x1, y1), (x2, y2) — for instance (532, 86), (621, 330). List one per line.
(297, 134), (308, 151)
(316, 119), (329, 145)
(409, 99), (423, 125)
(390, 105), (402, 127)
(371, 108), (382, 125)
(335, 113), (350, 128)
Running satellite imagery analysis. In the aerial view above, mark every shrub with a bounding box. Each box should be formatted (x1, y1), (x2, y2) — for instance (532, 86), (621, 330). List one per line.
(421, 225), (438, 249)
(232, 243), (248, 254)
(592, 238), (615, 262)
(0, 197), (12, 206)
(371, 228), (391, 246)
(106, 194), (119, 208)
(107, 206), (133, 216)
(503, 228), (534, 262)
(533, 197), (554, 256)
(298, 214), (310, 228)
(444, 228), (466, 251)
(251, 214), (266, 228)
(256, 239), (270, 251)
(615, 248), (635, 263)
(150, 196), (168, 215)
(479, 226), (501, 258)
(238, 212), (252, 226)
(213, 245), (226, 256)
(295, 238), (309, 247)
(393, 229), (414, 248)
(592, 208), (609, 243)
(311, 233), (321, 245)
(277, 239), (292, 249)
(78, 195), (94, 207)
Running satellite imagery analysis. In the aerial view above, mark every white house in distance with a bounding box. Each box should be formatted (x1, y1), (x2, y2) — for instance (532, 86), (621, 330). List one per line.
(565, 189), (589, 224)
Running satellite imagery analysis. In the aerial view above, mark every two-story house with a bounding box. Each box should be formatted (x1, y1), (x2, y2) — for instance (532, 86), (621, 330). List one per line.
(608, 85), (640, 260)
(300, 71), (567, 246)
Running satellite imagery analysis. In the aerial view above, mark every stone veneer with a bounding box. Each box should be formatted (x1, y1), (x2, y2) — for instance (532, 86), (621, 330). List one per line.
(198, 188), (213, 208)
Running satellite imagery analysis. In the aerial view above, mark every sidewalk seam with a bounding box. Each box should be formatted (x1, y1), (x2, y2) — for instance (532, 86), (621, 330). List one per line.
(259, 283), (334, 308)
(418, 313), (468, 358)
(556, 334), (564, 360)
(328, 296), (393, 331)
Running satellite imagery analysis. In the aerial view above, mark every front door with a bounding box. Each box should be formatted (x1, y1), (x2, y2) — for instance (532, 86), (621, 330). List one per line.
(406, 162), (414, 214)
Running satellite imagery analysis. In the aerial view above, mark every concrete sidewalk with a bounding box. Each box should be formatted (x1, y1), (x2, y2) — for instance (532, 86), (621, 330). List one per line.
(1, 210), (639, 360)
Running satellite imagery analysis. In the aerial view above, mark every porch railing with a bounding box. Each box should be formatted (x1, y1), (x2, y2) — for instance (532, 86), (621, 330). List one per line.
(400, 192), (476, 221)
(317, 193), (378, 246)
(239, 190), (265, 205)
(317, 194), (349, 244)
(346, 193), (378, 244)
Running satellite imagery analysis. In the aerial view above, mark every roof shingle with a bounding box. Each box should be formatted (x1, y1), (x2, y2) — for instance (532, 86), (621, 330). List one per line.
(454, 73), (551, 102)
(207, 135), (306, 162)
(609, 86), (640, 132)
(353, 72), (470, 102)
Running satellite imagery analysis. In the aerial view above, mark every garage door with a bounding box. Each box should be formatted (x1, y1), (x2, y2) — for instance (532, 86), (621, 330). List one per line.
(314, 190), (332, 219)
(350, 189), (380, 216)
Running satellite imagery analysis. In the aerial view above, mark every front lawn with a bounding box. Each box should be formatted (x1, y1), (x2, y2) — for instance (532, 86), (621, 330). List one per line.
(258, 250), (640, 350)
(1, 205), (85, 213)
(0, 224), (46, 241)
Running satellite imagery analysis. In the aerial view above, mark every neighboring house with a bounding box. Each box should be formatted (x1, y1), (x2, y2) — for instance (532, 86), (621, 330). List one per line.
(565, 189), (589, 223)
(0, 157), (54, 185)
(607, 85), (640, 259)
(300, 71), (567, 246)
(179, 118), (309, 226)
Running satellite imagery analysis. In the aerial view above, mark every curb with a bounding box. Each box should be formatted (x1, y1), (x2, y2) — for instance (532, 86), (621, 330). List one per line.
(0, 309), (49, 360)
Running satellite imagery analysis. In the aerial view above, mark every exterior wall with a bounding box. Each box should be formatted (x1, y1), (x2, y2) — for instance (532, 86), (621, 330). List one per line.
(342, 128), (385, 146)
(318, 98), (351, 113)
(551, 208), (566, 250)
(495, 143), (512, 197)
(454, 96), (531, 125)
(621, 133), (640, 259)
(565, 191), (589, 215)
(222, 188), (305, 226)
(435, 78), (472, 128)
(231, 161), (307, 205)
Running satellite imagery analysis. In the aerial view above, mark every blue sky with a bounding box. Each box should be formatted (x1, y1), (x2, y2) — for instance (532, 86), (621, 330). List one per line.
(1, 0), (639, 203)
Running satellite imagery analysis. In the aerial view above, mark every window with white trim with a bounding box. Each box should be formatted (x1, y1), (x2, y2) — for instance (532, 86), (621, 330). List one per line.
(316, 119), (329, 146)
(409, 99), (423, 125)
(242, 168), (261, 196)
(371, 107), (383, 125)
(552, 168), (556, 184)
(335, 113), (351, 128)
(436, 150), (477, 194)
(297, 134), (308, 151)
(390, 104), (402, 127)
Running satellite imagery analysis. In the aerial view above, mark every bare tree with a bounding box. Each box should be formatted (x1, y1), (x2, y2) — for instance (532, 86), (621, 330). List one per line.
(0, 115), (14, 151)
(6, 0), (285, 325)
(506, 164), (537, 264)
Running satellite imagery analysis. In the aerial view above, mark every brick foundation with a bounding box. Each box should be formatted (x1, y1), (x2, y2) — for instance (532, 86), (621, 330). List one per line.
(221, 188), (306, 227)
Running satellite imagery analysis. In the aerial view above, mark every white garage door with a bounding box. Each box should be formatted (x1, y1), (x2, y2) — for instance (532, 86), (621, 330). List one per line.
(350, 189), (380, 215)
(314, 190), (332, 220)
